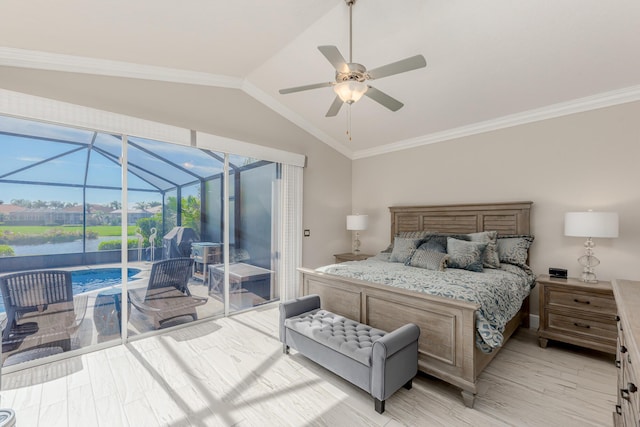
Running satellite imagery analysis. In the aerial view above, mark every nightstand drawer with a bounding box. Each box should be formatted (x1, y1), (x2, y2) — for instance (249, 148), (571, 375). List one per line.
(548, 312), (618, 341)
(547, 289), (616, 315)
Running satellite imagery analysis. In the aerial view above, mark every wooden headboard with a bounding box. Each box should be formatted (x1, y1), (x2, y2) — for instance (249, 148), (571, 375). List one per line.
(389, 201), (532, 242)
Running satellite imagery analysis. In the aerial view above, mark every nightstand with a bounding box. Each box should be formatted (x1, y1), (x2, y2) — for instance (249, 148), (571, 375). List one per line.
(537, 274), (617, 354)
(333, 252), (373, 263)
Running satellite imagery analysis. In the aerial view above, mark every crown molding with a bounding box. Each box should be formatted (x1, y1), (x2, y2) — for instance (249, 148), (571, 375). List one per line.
(352, 85), (640, 160)
(2, 48), (638, 162)
(0, 47), (242, 88)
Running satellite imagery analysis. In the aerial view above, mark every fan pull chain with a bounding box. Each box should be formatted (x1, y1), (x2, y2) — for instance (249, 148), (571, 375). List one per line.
(346, 104), (352, 142)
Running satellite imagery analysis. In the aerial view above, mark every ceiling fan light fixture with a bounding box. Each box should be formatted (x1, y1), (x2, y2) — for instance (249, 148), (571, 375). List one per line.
(333, 81), (368, 104)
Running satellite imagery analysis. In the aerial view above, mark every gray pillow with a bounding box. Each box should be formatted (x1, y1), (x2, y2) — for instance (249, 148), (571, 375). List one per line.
(446, 238), (487, 272)
(418, 233), (471, 254)
(382, 230), (434, 253)
(389, 237), (421, 263)
(467, 231), (500, 269)
(497, 235), (534, 266)
(407, 248), (449, 271)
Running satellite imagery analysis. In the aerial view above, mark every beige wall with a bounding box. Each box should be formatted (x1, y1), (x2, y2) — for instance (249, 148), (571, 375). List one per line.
(352, 101), (640, 315)
(300, 141), (352, 268)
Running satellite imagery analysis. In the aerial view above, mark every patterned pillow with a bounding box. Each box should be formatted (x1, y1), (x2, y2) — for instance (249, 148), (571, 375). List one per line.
(389, 237), (421, 263)
(381, 230), (434, 253)
(497, 235), (534, 266)
(467, 231), (500, 269)
(407, 248), (449, 271)
(446, 238), (487, 272)
(418, 233), (471, 253)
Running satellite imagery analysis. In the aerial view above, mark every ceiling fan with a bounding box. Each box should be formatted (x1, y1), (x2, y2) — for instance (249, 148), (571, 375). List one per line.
(279, 0), (427, 118)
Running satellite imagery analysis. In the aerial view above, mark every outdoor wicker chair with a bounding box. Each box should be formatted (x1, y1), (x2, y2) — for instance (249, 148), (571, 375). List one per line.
(0, 270), (88, 358)
(128, 257), (207, 329)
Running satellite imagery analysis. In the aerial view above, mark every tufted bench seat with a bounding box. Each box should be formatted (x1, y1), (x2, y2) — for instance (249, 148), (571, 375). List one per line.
(280, 294), (420, 414)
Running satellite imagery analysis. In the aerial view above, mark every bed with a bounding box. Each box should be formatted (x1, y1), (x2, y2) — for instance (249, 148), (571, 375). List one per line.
(298, 201), (534, 407)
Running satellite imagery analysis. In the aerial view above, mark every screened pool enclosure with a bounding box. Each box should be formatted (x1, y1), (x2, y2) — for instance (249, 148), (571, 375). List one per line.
(0, 114), (284, 368)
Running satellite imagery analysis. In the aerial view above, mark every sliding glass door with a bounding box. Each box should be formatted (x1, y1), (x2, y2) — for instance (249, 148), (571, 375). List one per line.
(0, 114), (283, 369)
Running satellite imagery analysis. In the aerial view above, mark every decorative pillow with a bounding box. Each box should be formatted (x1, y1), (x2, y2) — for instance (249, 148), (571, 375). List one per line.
(497, 235), (534, 266)
(389, 237), (421, 263)
(467, 231), (500, 269)
(381, 230), (434, 253)
(418, 233), (471, 254)
(407, 248), (449, 271)
(446, 238), (487, 272)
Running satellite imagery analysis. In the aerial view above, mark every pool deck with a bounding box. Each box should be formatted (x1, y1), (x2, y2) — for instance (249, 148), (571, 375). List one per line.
(1, 261), (242, 366)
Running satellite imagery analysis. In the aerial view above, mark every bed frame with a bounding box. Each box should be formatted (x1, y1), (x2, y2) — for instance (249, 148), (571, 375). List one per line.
(298, 201), (533, 407)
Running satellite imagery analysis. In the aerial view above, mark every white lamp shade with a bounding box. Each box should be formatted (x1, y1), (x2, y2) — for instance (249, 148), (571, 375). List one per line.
(564, 212), (619, 238)
(333, 81), (368, 104)
(347, 214), (368, 231)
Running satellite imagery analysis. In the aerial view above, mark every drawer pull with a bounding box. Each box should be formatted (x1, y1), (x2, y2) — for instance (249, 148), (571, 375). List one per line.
(573, 298), (590, 305)
(616, 404), (622, 415)
(616, 360), (621, 368)
(573, 322), (591, 329)
(629, 383), (638, 393)
(621, 345), (628, 354)
(616, 315), (621, 322)
(621, 388), (631, 400)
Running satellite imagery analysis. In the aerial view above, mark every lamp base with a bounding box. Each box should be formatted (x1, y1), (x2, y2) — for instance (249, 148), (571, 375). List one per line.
(352, 232), (361, 254)
(580, 269), (598, 283)
(578, 237), (600, 283)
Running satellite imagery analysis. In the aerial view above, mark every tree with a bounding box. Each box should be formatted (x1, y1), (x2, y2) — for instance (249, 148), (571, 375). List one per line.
(181, 195), (201, 234)
(49, 200), (65, 210)
(165, 195), (201, 236)
(11, 199), (31, 208)
(109, 200), (122, 210)
(134, 201), (149, 211)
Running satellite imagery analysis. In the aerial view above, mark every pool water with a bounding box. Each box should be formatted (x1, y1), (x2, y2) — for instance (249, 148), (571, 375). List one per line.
(72, 268), (141, 293)
(0, 267), (141, 313)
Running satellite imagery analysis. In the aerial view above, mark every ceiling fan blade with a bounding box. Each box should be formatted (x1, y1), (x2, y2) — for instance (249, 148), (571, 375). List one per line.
(364, 86), (404, 112)
(279, 82), (333, 95)
(318, 46), (350, 74)
(325, 96), (344, 117)
(367, 55), (427, 80)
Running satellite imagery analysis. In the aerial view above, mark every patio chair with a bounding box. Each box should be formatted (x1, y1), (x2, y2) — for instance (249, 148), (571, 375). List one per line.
(128, 257), (208, 329)
(0, 270), (88, 357)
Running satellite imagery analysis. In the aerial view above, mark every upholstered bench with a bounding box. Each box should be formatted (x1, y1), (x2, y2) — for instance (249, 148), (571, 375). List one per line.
(279, 294), (420, 414)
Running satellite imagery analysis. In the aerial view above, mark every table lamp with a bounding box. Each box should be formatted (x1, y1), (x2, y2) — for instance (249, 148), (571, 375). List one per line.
(564, 211), (619, 283)
(347, 214), (368, 254)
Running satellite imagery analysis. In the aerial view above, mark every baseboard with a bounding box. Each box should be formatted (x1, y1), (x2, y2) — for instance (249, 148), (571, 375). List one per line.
(529, 314), (540, 330)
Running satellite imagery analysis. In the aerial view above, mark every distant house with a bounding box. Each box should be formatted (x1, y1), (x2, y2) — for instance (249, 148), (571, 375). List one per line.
(2, 203), (125, 226)
(108, 208), (153, 225)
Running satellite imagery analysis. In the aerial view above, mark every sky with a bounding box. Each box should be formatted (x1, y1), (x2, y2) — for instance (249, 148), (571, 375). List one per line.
(0, 115), (225, 207)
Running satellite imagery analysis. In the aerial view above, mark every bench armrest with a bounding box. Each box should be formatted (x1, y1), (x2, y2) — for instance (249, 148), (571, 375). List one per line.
(373, 323), (420, 358)
(371, 323), (420, 401)
(279, 294), (321, 342)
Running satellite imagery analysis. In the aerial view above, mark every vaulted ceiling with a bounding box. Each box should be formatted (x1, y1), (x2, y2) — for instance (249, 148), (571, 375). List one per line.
(1, 0), (639, 159)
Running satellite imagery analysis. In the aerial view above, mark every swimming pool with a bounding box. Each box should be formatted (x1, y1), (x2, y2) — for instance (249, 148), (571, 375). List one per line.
(0, 267), (141, 313)
(72, 268), (141, 293)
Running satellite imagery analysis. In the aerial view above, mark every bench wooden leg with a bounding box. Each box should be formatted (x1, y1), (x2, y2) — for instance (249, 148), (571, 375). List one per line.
(374, 398), (385, 414)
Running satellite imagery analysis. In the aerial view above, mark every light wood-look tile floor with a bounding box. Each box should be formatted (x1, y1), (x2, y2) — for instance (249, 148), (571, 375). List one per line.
(0, 305), (616, 426)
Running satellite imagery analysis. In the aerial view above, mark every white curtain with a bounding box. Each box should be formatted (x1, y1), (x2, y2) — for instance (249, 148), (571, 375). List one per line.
(278, 164), (303, 301)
